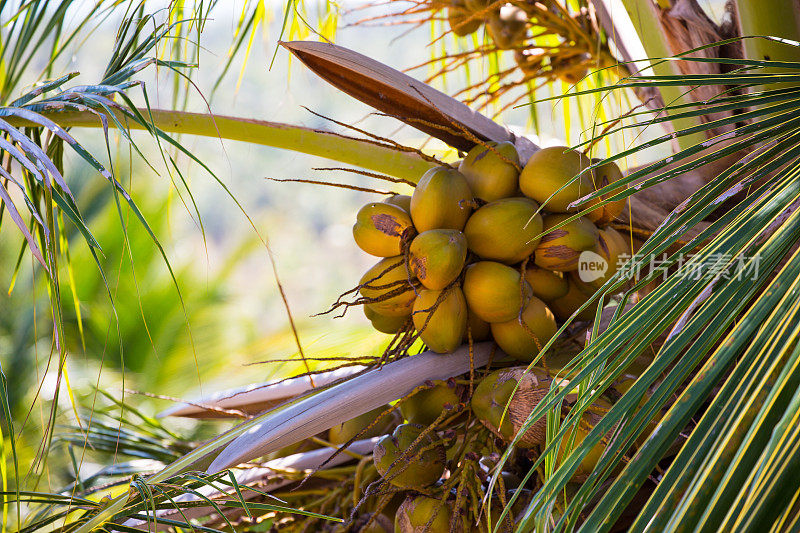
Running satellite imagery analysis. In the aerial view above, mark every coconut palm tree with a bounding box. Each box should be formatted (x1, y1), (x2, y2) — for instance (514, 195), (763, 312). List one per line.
(2, 0), (800, 531)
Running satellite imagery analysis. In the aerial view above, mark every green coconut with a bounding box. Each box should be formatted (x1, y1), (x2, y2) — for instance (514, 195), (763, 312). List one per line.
(373, 423), (446, 489)
(394, 494), (469, 533)
(586, 159), (626, 226)
(458, 141), (520, 202)
(490, 297), (558, 362)
(383, 193), (412, 213)
(519, 146), (598, 213)
(534, 214), (599, 271)
(463, 261), (533, 323)
(353, 202), (415, 257)
(360, 256), (417, 317)
(470, 367), (551, 447)
(411, 167), (474, 232)
(400, 380), (462, 425)
(523, 266), (569, 302)
(464, 197), (543, 264)
(412, 287), (468, 354)
(409, 229), (468, 290)
(364, 304), (409, 334)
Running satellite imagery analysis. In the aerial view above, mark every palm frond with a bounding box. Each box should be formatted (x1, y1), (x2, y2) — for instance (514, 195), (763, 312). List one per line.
(480, 37), (800, 532)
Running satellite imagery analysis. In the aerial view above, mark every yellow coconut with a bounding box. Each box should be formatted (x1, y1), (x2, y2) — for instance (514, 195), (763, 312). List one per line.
(548, 277), (596, 321)
(462, 261), (533, 323)
(486, 4), (528, 49)
(465, 310), (492, 342)
(556, 400), (617, 481)
(364, 304), (409, 334)
(523, 266), (569, 302)
(519, 146), (598, 213)
(360, 257), (417, 317)
(550, 54), (591, 85)
(383, 193), (412, 213)
(412, 287), (468, 354)
(490, 297), (558, 362)
(584, 159), (626, 226)
(409, 229), (468, 290)
(353, 202), (414, 257)
(411, 167), (474, 232)
(400, 380), (462, 425)
(374, 423), (446, 489)
(464, 197), (543, 264)
(534, 214), (600, 271)
(582, 227), (631, 289)
(470, 367), (551, 447)
(458, 141), (520, 202)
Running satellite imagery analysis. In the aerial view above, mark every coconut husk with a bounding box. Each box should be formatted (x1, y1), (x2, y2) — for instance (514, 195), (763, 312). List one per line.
(478, 367), (552, 448)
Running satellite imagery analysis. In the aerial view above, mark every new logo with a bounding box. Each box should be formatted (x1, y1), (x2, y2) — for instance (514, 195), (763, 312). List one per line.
(577, 250), (607, 283)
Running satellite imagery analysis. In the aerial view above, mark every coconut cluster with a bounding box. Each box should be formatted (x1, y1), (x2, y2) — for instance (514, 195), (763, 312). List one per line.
(354, 142), (629, 360)
(336, 368), (639, 531)
(443, 0), (593, 84)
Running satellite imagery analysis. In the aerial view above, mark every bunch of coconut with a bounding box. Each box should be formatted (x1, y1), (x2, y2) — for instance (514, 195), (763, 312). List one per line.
(443, 0), (593, 85)
(331, 367), (636, 531)
(446, 0), (528, 49)
(354, 142), (630, 361)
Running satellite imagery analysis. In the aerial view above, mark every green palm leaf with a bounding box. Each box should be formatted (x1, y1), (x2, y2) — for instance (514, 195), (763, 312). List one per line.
(485, 37), (800, 532)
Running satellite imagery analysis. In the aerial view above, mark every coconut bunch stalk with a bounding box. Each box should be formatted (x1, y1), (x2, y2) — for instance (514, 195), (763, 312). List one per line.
(347, 0), (630, 113)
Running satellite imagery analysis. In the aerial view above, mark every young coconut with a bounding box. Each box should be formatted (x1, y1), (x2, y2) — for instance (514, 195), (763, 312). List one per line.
(409, 229), (468, 290)
(410, 167), (474, 232)
(556, 401), (617, 482)
(523, 266), (569, 302)
(464, 197), (543, 264)
(400, 380), (462, 425)
(487, 4), (528, 49)
(534, 214), (600, 271)
(360, 257), (418, 317)
(550, 53), (591, 85)
(583, 226), (631, 289)
(466, 310), (492, 341)
(383, 193), (412, 213)
(447, 1), (482, 36)
(394, 494), (469, 533)
(463, 261), (533, 323)
(373, 423), (446, 489)
(353, 202), (414, 257)
(490, 297), (558, 362)
(586, 159), (626, 226)
(519, 146), (598, 213)
(364, 304), (409, 334)
(328, 405), (397, 445)
(470, 367), (551, 447)
(458, 141), (520, 202)
(548, 277), (596, 322)
(412, 287), (468, 354)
